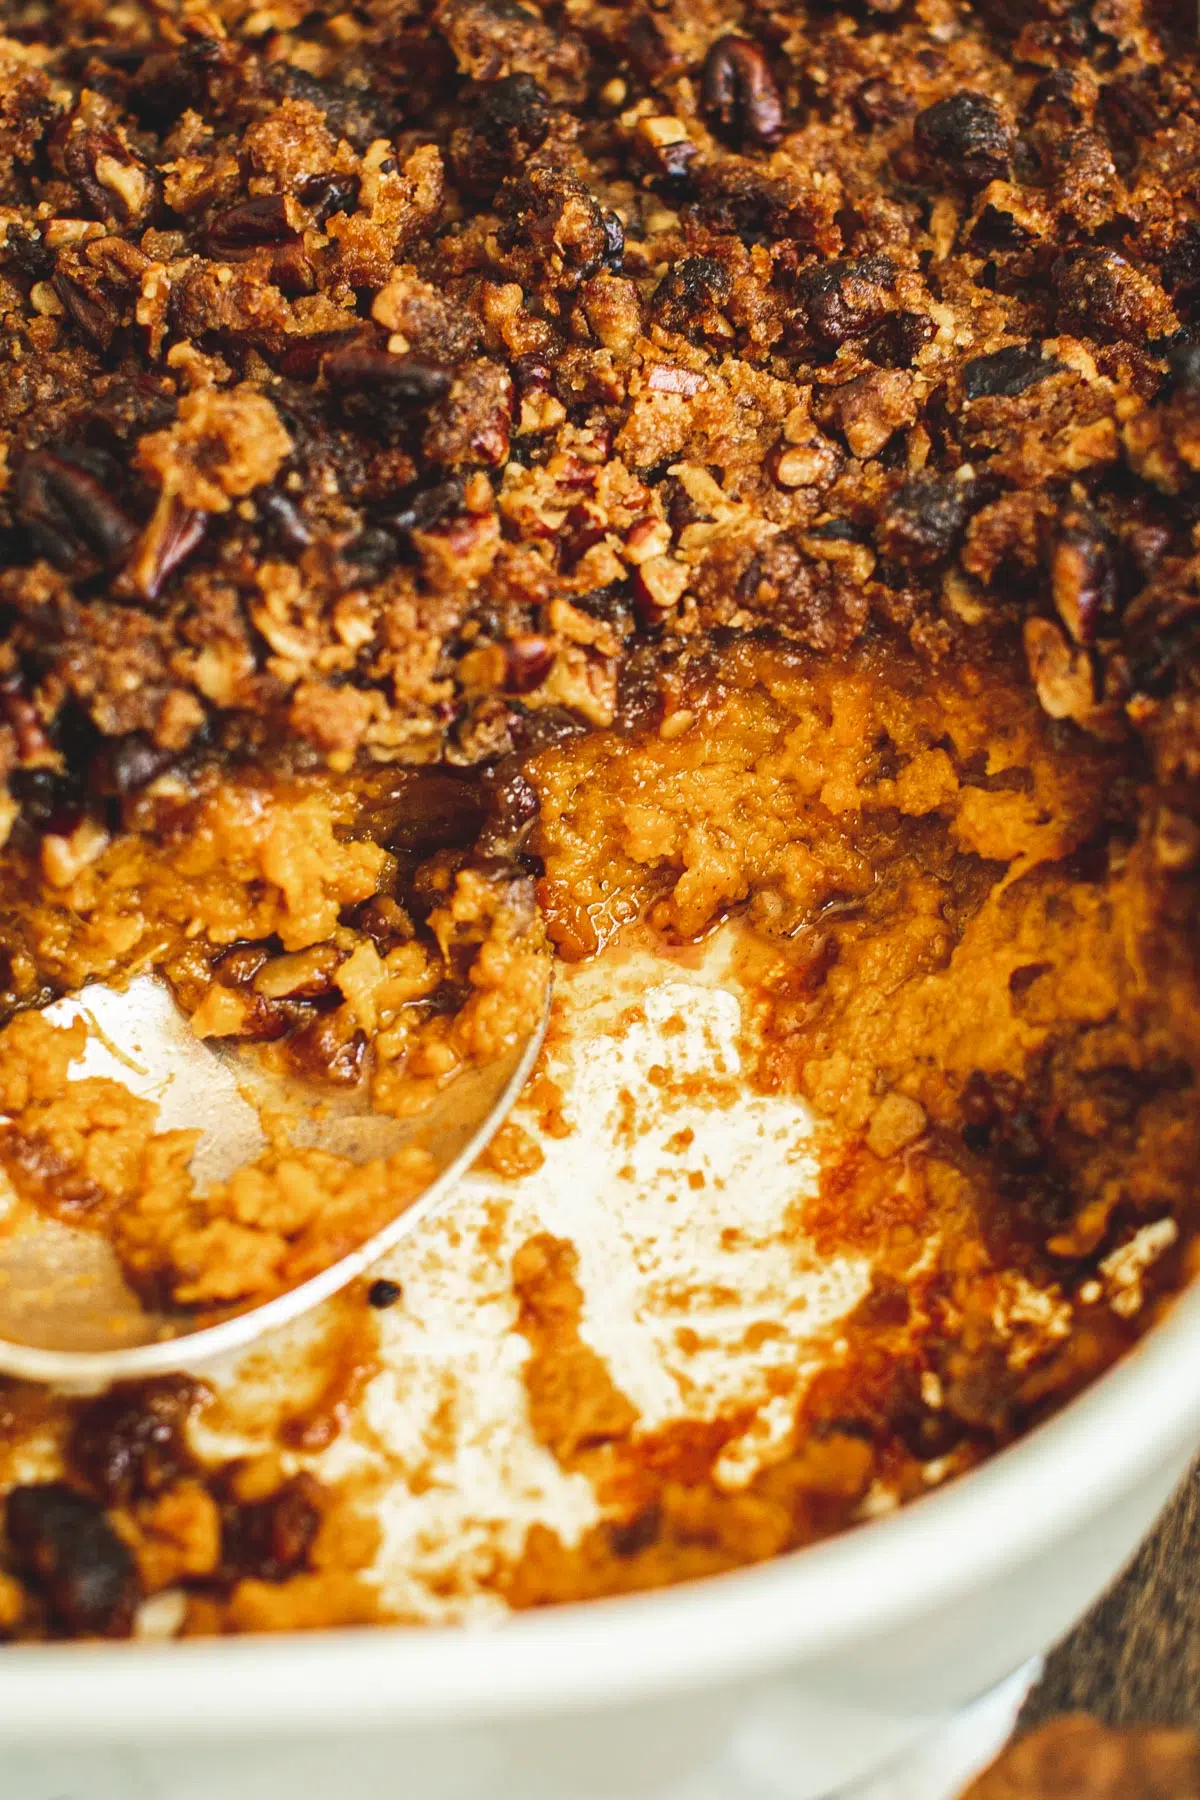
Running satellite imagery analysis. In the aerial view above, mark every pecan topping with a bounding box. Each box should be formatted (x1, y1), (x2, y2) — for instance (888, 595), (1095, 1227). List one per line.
(14, 452), (139, 574)
(424, 359), (512, 466)
(701, 36), (784, 150)
(480, 759), (540, 853)
(2, 224), (54, 282)
(1053, 246), (1176, 342)
(297, 171), (361, 222)
(631, 115), (699, 196)
(286, 1012), (369, 1086)
(797, 255), (896, 348)
(252, 945), (343, 1001)
(135, 387), (292, 512)
(89, 734), (179, 797)
(433, 0), (587, 103)
(61, 125), (153, 225)
(650, 256), (730, 336)
(51, 266), (121, 350)
(258, 489), (313, 553)
(1024, 615), (1098, 725)
(0, 675), (52, 764)
(504, 634), (555, 692)
(204, 193), (298, 258)
(1163, 222), (1200, 312)
(5, 0), (1200, 1657)
(119, 494), (208, 604)
(1051, 505), (1118, 644)
(324, 343), (453, 437)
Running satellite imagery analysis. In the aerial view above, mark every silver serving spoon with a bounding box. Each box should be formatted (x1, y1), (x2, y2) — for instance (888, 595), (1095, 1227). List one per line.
(0, 972), (550, 1387)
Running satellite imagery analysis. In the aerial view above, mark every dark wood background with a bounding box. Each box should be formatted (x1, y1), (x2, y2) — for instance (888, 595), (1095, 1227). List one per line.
(1018, 1458), (1200, 1731)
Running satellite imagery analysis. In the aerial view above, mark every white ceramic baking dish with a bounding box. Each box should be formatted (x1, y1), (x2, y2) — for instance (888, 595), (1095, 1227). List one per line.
(2, 1270), (1198, 1800)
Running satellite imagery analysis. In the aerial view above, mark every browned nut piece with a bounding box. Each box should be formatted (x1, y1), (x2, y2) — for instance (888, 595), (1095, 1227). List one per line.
(324, 343), (453, 406)
(1050, 506), (1117, 644)
(14, 451), (138, 576)
(120, 495), (208, 605)
(0, 675), (53, 763)
(204, 194), (300, 259)
(504, 635), (555, 692)
(771, 439), (843, 491)
(633, 555), (689, 619)
(1024, 616), (1097, 724)
(213, 943), (271, 988)
(633, 115), (700, 189)
(62, 125), (154, 226)
(701, 36), (784, 150)
(51, 268), (119, 350)
(253, 944), (344, 1001)
(635, 115), (690, 155)
(40, 816), (111, 888)
(625, 517), (673, 563)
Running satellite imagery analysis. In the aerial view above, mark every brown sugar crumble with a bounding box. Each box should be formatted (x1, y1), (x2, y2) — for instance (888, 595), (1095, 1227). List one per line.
(0, 0), (1199, 1640)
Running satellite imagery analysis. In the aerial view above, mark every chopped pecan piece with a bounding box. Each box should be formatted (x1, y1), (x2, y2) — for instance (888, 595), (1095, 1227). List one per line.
(120, 495), (208, 604)
(14, 451), (138, 574)
(60, 123), (154, 226)
(433, 0), (587, 102)
(52, 263), (121, 350)
(0, 675), (52, 764)
(504, 635), (555, 692)
(650, 257), (731, 336)
(297, 171), (361, 224)
(1051, 505), (1118, 644)
(325, 343), (453, 438)
(204, 194), (300, 259)
(423, 359), (513, 466)
(1024, 616), (1098, 724)
(631, 116), (699, 195)
(701, 36), (785, 150)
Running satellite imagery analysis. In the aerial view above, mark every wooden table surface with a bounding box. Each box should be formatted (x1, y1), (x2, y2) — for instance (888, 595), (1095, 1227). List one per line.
(1018, 1458), (1200, 1732)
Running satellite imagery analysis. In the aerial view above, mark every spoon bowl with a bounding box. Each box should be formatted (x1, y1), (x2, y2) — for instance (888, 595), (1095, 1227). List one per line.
(0, 972), (551, 1386)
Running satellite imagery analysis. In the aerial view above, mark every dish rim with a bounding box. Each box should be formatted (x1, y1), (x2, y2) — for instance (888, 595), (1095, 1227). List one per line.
(3, 1277), (1199, 1741)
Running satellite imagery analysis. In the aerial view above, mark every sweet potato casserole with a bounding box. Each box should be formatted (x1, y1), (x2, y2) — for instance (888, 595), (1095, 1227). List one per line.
(0, 0), (1199, 1641)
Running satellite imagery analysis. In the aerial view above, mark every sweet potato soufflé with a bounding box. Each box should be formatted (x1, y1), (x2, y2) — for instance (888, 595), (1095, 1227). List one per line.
(0, 0), (1199, 1640)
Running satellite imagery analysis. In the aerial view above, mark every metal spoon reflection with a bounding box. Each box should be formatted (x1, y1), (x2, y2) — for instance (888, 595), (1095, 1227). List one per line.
(0, 972), (550, 1386)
